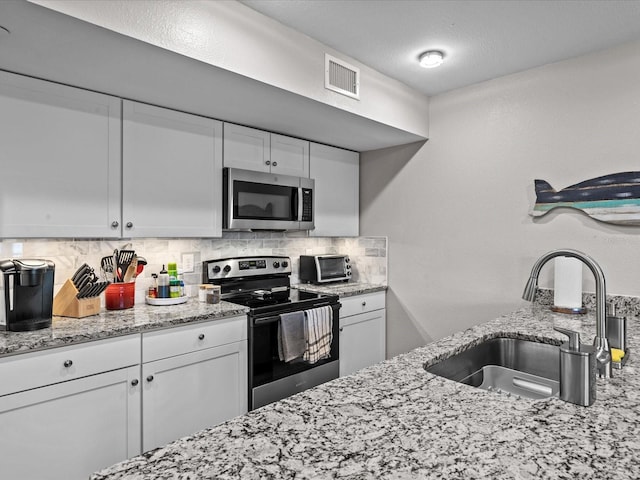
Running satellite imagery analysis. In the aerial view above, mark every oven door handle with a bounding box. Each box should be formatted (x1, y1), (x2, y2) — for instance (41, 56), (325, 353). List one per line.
(253, 302), (337, 326)
(254, 315), (281, 326)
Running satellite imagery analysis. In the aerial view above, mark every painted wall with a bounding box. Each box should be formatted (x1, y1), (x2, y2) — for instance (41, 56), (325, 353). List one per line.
(361, 39), (640, 357)
(28, 0), (429, 141)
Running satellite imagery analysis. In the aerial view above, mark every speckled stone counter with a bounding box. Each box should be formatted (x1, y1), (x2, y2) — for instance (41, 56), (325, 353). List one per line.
(294, 282), (387, 297)
(91, 303), (640, 479)
(0, 300), (248, 357)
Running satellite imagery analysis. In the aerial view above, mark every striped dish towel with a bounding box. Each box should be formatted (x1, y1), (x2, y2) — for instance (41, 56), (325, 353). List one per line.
(303, 305), (333, 364)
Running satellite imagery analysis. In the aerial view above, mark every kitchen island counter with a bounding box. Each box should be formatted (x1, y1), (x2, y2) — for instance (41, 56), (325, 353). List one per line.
(91, 304), (640, 479)
(0, 300), (248, 357)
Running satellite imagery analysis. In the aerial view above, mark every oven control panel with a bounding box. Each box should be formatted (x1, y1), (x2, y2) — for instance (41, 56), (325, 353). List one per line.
(239, 259), (266, 270)
(203, 256), (292, 281)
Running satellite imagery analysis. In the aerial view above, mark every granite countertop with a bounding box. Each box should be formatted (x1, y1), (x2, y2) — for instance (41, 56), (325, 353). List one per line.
(91, 304), (640, 479)
(294, 281), (387, 297)
(0, 300), (248, 357)
(0, 284), (384, 357)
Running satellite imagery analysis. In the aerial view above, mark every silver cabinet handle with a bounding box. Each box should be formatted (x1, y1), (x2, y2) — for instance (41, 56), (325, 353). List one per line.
(111, 221), (119, 228)
(63, 359), (73, 368)
(272, 161), (278, 167)
(131, 379), (139, 386)
(198, 333), (205, 340)
(362, 301), (367, 307)
(339, 327), (344, 332)
(126, 222), (133, 229)
(146, 375), (154, 382)
(265, 160), (271, 165)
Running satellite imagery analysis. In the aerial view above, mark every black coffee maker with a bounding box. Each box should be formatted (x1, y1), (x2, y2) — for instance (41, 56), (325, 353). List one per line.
(0, 259), (55, 331)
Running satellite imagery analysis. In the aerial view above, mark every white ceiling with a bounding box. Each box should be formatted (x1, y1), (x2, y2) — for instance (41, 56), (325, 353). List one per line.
(240, 0), (640, 97)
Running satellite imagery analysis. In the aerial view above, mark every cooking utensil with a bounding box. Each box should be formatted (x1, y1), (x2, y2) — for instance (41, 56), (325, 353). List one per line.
(123, 255), (138, 283)
(101, 256), (115, 281)
(116, 250), (135, 282)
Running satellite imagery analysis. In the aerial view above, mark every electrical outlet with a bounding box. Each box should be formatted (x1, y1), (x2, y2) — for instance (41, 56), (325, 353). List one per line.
(182, 253), (195, 273)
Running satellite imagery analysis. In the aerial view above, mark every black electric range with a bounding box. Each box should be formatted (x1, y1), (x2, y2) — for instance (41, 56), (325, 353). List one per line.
(202, 256), (340, 410)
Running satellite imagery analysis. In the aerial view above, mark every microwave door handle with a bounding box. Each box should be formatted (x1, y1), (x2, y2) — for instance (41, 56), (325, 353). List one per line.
(294, 187), (303, 221)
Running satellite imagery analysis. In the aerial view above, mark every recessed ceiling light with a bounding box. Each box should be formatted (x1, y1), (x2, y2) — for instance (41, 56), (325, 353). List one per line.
(419, 50), (444, 69)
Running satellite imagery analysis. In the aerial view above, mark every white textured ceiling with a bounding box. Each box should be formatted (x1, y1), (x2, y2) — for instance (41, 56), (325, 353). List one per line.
(240, 0), (640, 96)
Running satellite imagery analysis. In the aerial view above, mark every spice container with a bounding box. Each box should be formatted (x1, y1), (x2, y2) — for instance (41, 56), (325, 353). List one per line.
(206, 285), (221, 304)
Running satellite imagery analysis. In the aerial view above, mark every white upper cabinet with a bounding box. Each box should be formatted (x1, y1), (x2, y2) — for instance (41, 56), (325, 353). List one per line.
(0, 70), (122, 238)
(123, 100), (223, 237)
(223, 123), (309, 177)
(309, 143), (359, 237)
(271, 133), (310, 177)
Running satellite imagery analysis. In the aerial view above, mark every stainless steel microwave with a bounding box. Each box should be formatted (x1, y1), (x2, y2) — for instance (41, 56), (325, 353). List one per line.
(299, 255), (351, 284)
(223, 167), (314, 231)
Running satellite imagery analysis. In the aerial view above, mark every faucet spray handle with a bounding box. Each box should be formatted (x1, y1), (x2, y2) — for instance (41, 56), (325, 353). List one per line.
(554, 327), (581, 351)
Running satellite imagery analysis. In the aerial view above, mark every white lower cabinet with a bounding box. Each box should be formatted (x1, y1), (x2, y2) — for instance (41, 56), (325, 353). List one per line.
(141, 316), (248, 452)
(0, 336), (141, 480)
(339, 292), (386, 377)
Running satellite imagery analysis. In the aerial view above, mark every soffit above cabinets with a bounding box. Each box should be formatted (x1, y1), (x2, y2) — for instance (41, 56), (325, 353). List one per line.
(0, 1), (425, 152)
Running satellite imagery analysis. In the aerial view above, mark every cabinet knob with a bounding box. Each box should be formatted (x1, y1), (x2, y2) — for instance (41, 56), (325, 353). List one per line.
(198, 333), (205, 340)
(126, 222), (133, 229)
(111, 221), (119, 228)
(131, 379), (139, 386)
(265, 160), (271, 166)
(339, 327), (344, 332)
(272, 161), (278, 167)
(146, 375), (154, 382)
(63, 359), (73, 368)
(362, 301), (367, 307)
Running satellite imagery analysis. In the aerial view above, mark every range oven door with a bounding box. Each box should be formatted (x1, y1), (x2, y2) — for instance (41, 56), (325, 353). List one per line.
(223, 167), (314, 231)
(248, 302), (340, 410)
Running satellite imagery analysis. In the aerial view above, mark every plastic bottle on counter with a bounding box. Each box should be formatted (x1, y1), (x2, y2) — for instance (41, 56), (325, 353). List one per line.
(157, 266), (170, 299)
(169, 279), (181, 298)
(148, 273), (158, 298)
(167, 262), (178, 281)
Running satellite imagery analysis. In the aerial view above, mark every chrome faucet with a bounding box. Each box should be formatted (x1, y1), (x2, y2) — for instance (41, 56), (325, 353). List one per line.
(522, 249), (612, 378)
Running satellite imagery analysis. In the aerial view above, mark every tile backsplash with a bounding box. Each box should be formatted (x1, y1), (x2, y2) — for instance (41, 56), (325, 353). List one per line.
(0, 233), (387, 303)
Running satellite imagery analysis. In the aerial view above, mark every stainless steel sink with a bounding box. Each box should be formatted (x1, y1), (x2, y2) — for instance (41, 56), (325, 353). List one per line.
(425, 337), (560, 399)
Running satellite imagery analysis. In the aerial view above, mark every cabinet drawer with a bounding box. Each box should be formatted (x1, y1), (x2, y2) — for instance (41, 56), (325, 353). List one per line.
(340, 292), (386, 318)
(0, 335), (140, 397)
(142, 315), (247, 363)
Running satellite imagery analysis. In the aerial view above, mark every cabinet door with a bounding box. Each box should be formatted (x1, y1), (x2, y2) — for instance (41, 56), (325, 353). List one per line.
(0, 366), (141, 480)
(0, 70), (121, 238)
(309, 143), (359, 237)
(223, 123), (271, 172)
(271, 133), (310, 177)
(123, 100), (223, 237)
(340, 309), (386, 377)
(142, 341), (248, 452)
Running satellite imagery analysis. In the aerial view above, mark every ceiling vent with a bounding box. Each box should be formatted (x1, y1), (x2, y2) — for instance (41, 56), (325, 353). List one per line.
(325, 54), (360, 100)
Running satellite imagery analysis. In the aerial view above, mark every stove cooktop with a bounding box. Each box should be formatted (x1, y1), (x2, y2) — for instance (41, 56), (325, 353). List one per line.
(225, 289), (338, 315)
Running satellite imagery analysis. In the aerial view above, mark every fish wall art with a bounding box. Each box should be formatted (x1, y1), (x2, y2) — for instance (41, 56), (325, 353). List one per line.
(530, 171), (640, 225)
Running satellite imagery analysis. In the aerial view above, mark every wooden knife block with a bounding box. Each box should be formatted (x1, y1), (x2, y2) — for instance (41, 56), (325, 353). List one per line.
(53, 279), (101, 318)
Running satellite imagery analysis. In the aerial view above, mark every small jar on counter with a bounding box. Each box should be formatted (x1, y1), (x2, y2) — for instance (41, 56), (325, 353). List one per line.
(199, 284), (220, 304)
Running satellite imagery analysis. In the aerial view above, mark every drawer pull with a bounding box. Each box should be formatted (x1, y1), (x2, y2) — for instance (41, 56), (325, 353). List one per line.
(131, 379), (139, 386)
(111, 221), (119, 228)
(198, 333), (205, 340)
(339, 327), (344, 332)
(126, 222), (133, 229)
(272, 161), (278, 167)
(146, 375), (154, 382)
(63, 360), (73, 368)
(362, 301), (367, 307)
(265, 160), (271, 166)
